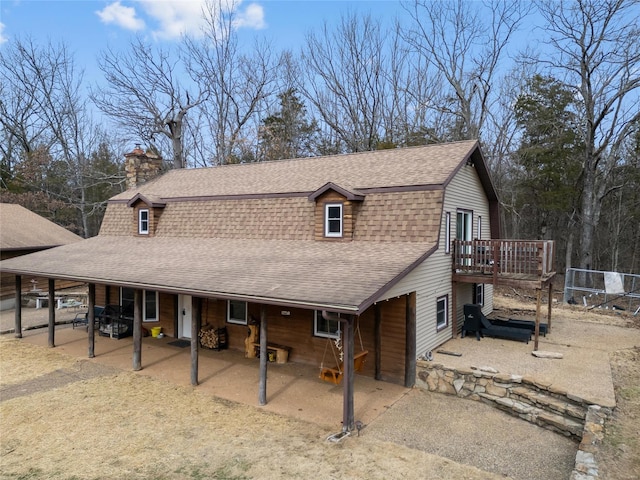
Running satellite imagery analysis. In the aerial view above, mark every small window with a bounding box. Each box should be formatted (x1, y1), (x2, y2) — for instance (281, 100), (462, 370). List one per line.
(314, 311), (341, 339)
(120, 288), (158, 322)
(325, 203), (343, 237)
(139, 209), (149, 235)
(474, 284), (484, 306)
(445, 212), (451, 254)
(227, 300), (248, 325)
(477, 216), (482, 240)
(436, 295), (448, 331)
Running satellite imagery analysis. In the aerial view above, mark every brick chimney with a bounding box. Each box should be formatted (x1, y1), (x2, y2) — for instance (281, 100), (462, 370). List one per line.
(124, 145), (163, 190)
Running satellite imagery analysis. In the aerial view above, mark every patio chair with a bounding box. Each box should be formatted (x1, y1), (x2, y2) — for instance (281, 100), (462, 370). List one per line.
(464, 304), (531, 344)
(72, 306), (105, 330)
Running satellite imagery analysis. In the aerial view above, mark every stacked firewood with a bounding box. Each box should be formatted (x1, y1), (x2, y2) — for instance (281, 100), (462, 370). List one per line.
(198, 325), (221, 349)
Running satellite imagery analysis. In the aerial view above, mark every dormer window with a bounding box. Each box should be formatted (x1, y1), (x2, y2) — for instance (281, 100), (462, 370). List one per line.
(325, 203), (343, 237)
(139, 209), (149, 235)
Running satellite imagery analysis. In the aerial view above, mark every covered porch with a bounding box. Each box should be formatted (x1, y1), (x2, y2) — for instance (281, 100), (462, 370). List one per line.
(452, 239), (557, 349)
(11, 321), (409, 429)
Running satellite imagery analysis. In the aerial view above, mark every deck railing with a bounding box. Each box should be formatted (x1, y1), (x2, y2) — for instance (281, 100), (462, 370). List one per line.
(453, 239), (556, 279)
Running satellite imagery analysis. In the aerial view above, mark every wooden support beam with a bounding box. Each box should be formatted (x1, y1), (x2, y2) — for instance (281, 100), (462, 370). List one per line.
(14, 275), (22, 338)
(191, 297), (200, 386)
(534, 288), (542, 351)
(547, 283), (553, 333)
(133, 289), (142, 371)
(374, 303), (381, 381)
(405, 292), (417, 388)
(342, 315), (355, 432)
(48, 278), (55, 348)
(88, 283), (96, 358)
(258, 305), (268, 406)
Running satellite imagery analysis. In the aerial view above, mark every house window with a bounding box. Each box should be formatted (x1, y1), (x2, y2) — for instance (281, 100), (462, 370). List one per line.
(120, 288), (158, 322)
(457, 210), (473, 265)
(314, 311), (341, 339)
(227, 300), (248, 325)
(139, 209), (149, 235)
(445, 211), (451, 254)
(474, 284), (484, 306)
(436, 295), (448, 331)
(477, 216), (482, 240)
(325, 203), (343, 237)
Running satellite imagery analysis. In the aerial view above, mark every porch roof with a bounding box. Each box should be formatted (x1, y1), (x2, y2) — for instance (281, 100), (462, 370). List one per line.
(0, 235), (435, 313)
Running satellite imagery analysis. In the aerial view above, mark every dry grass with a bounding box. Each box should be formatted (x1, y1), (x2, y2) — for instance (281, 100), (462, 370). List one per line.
(0, 338), (500, 480)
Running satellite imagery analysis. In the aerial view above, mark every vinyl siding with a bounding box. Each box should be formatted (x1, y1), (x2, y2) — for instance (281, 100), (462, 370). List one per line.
(379, 163), (494, 356)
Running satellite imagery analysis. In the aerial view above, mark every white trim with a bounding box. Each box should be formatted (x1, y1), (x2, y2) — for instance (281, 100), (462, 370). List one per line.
(138, 209), (149, 235)
(227, 300), (248, 325)
(314, 311), (341, 339)
(324, 203), (343, 237)
(445, 212), (451, 254)
(436, 295), (448, 331)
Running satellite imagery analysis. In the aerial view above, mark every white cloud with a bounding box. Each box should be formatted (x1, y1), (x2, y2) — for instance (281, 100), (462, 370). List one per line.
(233, 3), (265, 30)
(0, 22), (8, 44)
(138, 0), (207, 39)
(96, 1), (146, 31)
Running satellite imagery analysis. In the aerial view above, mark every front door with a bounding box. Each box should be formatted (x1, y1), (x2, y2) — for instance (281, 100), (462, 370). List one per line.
(178, 295), (192, 339)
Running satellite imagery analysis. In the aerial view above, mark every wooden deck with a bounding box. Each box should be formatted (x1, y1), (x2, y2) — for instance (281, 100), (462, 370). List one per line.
(452, 239), (556, 289)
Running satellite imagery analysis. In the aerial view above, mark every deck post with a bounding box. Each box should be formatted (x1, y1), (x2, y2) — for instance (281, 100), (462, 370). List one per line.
(258, 305), (268, 406)
(14, 275), (22, 338)
(191, 297), (200, 386)
(48, 278), (55, 348)
(342, 315), (355, 432)
(374, 304), (381, 381)
(405, 292), (417, 387)
(534, 288), (542, 351)
(88, 283), (96, 358)
(547, 283), (553, 333)
(133, 289), (142, 371)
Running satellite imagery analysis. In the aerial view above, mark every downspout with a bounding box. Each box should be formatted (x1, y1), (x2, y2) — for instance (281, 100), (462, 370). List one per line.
(322, 311), (355, 432)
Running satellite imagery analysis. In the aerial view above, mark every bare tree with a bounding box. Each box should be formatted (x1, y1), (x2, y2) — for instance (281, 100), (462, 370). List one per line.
(299, 13), (389, 152)
(535, 0), (640, 271)
(0, 37), (121, 236)
(402, 0), (531, 141)
(92, 37), (206, 169)
(184, 0), (279, 165)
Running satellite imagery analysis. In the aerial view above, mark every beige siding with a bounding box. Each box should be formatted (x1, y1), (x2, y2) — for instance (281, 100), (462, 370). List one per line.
(379, 164), (494, 356)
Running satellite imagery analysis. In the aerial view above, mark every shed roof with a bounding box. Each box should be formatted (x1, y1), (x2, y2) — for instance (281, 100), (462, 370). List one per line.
(0, 203), (82, 251)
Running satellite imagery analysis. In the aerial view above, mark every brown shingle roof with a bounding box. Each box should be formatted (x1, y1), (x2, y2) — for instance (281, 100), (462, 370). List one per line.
(0, 203), (82, 251)
(0, 236), (434, 312)
(110, 140), (479, 201)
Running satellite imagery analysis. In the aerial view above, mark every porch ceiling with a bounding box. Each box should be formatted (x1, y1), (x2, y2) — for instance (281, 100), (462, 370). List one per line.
(0, 236), (434, 313)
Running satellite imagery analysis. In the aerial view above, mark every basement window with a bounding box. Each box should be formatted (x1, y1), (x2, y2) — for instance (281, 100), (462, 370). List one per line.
(138, 209), (149, 235)
(324, 203), (343, 237)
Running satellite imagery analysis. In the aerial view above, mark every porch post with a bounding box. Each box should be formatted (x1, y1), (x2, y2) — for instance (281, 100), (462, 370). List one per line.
(191, 297), (201, 386)
(547, 283), (553, 333)
(405, 292), (417, 388)
(374, 303), (381, 381)
(258, 305), (268, 406)
(534, 288), (542, 351)
(88, 283), (96, 358)
(342, 315), (355, 432)
(133, 289), (142, 371)
(14, 275), (22, 338)
(48, 278), (55, 348)
(451, 280), (458, 337)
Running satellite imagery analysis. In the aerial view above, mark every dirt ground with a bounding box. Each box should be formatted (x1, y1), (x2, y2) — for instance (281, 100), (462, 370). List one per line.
(1, 287), (639, 479)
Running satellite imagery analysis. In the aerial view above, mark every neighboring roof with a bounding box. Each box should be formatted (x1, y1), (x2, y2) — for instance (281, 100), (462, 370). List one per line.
(109, 140), (484, 202)
(0, 203), (82, 251)
(0, 236), (435, 313)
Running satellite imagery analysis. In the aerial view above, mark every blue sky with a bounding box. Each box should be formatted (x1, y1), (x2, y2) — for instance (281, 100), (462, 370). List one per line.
(0, 0), (405, 84)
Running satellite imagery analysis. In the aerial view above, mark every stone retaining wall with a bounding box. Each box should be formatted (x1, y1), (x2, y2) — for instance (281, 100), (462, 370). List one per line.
(415, 360), (612, 479)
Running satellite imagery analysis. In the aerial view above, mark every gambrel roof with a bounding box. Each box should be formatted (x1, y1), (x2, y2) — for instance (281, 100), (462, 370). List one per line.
(0, 140), (497, 313)
(0, 203), (82, 252)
